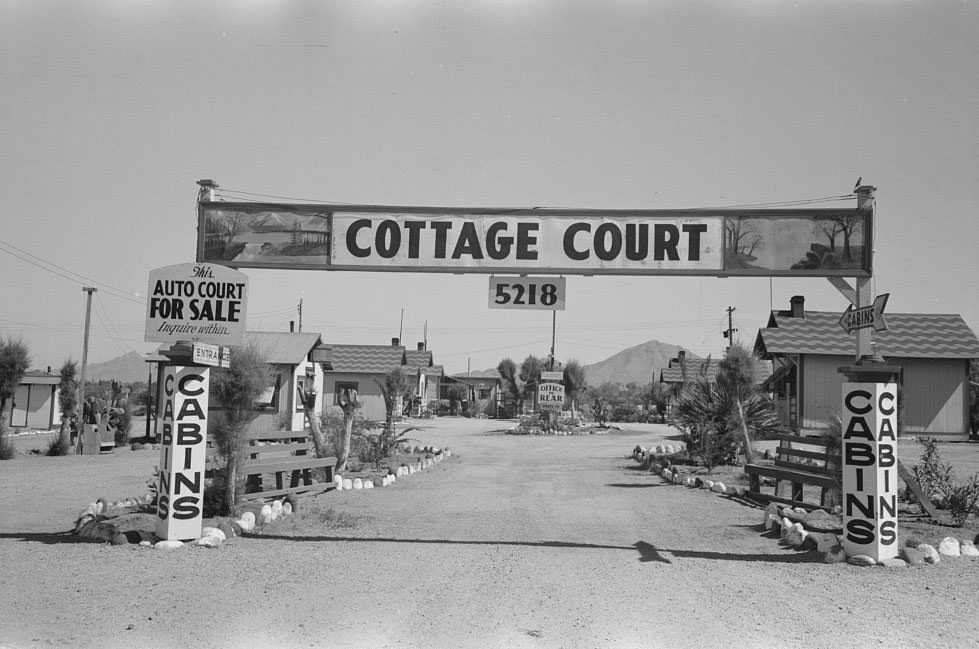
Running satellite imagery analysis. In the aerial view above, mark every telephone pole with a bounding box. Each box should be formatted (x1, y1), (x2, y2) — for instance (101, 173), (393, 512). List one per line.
(297, 298), (303, 333)
(76, 287), (96, 453)
(722, 306), (738, 349)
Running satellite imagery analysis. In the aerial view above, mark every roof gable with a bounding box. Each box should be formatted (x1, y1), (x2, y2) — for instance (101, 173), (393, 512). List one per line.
(757, 311), (979, 359)
(246, 331), (323, 365)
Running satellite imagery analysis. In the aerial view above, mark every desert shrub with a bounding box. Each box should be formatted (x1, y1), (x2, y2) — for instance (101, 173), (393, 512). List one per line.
(202, 483), (230, 518)
(910, 438), (957, 507)
(46, 436), (71, 456)
(319, 406), (377, 459)
(947, 475), (979, 527)
(589, 398), (612, 426)
(909, 437), (979, 526)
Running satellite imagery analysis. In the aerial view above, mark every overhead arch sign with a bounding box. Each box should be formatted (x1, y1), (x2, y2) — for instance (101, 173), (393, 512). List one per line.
(198, 203), (871, 278)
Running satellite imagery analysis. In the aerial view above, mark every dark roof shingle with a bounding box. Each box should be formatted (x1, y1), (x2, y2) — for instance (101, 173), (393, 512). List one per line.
(757, 312), (979, 358)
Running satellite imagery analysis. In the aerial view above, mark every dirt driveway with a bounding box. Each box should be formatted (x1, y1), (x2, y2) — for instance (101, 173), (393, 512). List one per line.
(1, 419), (976, 649)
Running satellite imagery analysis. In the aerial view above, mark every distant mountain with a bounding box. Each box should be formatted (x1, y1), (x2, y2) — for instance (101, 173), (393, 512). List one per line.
(582, 340), (693, 386)
(85, 351), (151, 384)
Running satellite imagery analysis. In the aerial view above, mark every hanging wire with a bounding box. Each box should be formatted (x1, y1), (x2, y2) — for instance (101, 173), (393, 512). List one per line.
(0, 238), (145, 305)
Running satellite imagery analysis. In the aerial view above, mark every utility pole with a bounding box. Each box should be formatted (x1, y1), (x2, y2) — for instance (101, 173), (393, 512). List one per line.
(297, 298), (303, 333)
(723, 306), (738, 349)
(550, 310), (556, 370)
(76, 287), (96, 454)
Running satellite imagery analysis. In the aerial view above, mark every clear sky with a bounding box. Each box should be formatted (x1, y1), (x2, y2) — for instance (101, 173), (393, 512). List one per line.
(2, 1), (977, 377)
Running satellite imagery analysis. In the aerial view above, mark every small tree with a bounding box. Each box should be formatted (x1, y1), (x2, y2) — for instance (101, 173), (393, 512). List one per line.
(52, 360), (79, 455)
(717, 343), (761, 461)
(562, 360), (586, 419)
(0, 338), (31, 460)
(446, 383), (468, 415)
(519, 355), (544, 410)
(210, 344), (269, 515)
(497, 358), (522, 415)
(334, 387), (361, 474)
(376, 367), (409, 434)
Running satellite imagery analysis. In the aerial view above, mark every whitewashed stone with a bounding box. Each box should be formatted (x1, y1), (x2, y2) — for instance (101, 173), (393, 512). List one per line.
(959, 540), (979, 557)
(917, 544), (941, 564)
(765, 503), (780, 520)
(352, 478), (363, 490)
(848, 554), (877, 567)
(271, 500), (283, 520)
(154, 540), (184, 550)
(705, 480), (715, 490)
(724, 485), (738, 496)
(234, 517), (254, 532)
(672, 472), (683, 484)
(196, 536), (222, 548)
(260, 504), (273, 524)
(282, 502), (293, 516)
(711, 482), (726, 494)
(139, 540), (152, 547)
(735, 486), (746, 496)
(240, 511), (255, 526)
(334, 474), (343, 490)
(388, 474), (396, 484)
(343, 478), (353, 489)
(363, 479), (374, 489)
(780, 518), (793, 539)
(765, 513), (781, 531)
(880, 558), (908, 568)
(201, 527), (227, 542)
(938, 537), (961, 557)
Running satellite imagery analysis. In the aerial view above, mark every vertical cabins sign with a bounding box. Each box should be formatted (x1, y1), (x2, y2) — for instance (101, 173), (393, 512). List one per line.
(841, 382), (899, 561)
(145, 263), (248, 345)
(156, 366), (209, 541)
(197, 204), (872, 278)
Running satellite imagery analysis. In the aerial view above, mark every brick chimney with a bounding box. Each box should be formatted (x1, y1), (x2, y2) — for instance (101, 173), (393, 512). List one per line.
(790, 295), (805, 318)
(417, 342), (425, 351)
(391, 337), (400, 346)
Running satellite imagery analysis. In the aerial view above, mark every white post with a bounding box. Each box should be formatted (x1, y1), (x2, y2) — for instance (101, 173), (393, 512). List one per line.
(841, 379), (899, 561)
(156, 365), (209, 541)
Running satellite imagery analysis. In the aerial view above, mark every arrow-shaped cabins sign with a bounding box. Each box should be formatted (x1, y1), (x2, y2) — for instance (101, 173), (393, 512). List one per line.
(839, 293), (889, 334)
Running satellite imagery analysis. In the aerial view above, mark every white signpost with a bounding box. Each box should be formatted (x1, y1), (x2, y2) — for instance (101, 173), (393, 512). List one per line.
(840, 381), (899, 561)
(538, 382), (565, 412)
(156, 366), (209, 541)
(146, 262), (248, 541)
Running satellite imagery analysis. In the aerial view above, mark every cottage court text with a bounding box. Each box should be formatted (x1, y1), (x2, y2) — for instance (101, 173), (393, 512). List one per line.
(334, 214), (721, 271)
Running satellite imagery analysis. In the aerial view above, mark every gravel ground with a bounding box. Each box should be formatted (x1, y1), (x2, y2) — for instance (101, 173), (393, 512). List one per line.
(1, 419), (977, 649)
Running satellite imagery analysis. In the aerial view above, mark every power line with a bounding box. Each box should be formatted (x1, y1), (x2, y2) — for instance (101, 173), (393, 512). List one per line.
(0, 238), (145, 305)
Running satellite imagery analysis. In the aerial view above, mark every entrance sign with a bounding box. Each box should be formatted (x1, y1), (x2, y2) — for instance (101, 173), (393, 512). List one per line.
(489, 277), (566, 310)
(198, 202), (872, 277)
(839, 293), (889, 334)
(157, 366), (209, 541)
(145, 263), (248, 345)
(192, 342), (231, 368)
(538, 382), (566, 411)
(841, 382), (899, 561)
(540, 371), (564, 382)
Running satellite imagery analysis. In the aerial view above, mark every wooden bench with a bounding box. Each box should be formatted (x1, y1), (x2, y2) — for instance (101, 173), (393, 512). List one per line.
(744, 433), (840, 510)
(206, 430), (338, 502)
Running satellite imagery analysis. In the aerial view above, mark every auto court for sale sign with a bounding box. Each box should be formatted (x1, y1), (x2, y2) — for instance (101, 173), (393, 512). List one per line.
(145, 262), (248, 539)
(145, 263), (249, 345)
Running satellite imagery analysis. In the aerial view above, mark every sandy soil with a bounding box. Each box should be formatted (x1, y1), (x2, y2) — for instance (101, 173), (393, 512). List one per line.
(1, 420), (977, 649)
